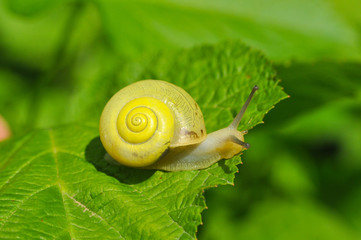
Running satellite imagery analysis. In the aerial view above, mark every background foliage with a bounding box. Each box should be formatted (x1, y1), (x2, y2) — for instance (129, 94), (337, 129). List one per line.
(0, 0), (361, 239)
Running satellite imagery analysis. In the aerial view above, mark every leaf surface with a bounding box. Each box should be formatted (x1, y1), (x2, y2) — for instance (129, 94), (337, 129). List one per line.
(0, 41), (287, 239)
(98, 0), (361, 61)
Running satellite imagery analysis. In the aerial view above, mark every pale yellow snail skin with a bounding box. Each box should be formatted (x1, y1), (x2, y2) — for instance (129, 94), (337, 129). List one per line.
(99, 80), (258, 171)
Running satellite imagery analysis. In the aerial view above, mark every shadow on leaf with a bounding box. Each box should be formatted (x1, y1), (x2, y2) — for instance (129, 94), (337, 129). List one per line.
(218, 159), (234, 174)
(85, 137), (155, 184)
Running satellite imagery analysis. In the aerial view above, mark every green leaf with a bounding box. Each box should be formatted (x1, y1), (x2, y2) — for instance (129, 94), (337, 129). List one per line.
(3, 0), (57, 17)
(117, 41), (288, 132)
(1, 0), (359, 74)
(0, 1), (101, 72)
(201, 199), (359, 240)
(0, 41), (286, 239)
(97, 0), (361, 61)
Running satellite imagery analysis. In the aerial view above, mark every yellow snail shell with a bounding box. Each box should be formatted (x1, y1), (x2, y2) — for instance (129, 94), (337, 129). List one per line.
(99, 80), (257, 171)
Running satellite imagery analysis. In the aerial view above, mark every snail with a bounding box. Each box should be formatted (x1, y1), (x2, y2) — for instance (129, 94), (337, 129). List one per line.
(99, 80), (258, 171)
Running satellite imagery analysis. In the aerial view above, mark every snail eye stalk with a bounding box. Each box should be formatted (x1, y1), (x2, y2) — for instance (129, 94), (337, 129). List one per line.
(230, 135), (250, 149)
(229, 85), (258, 129)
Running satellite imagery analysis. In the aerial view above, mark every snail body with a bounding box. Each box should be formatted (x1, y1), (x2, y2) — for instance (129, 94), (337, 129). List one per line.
(100, 80), (257, 171)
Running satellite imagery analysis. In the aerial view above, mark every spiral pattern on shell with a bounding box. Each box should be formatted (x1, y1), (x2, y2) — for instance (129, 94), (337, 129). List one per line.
(117, 99), (159, 144)
(100, 96), (174, 167)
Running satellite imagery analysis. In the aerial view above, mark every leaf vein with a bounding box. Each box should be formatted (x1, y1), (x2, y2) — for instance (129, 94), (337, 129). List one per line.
(128, 184), (194, 239)
(0, 183), (57, 228)
(0, 151), (50, 192)
(63, 192), (125, 239)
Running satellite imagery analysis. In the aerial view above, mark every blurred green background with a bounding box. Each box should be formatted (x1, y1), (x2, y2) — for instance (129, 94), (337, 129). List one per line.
(1, 0), (361, 239)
